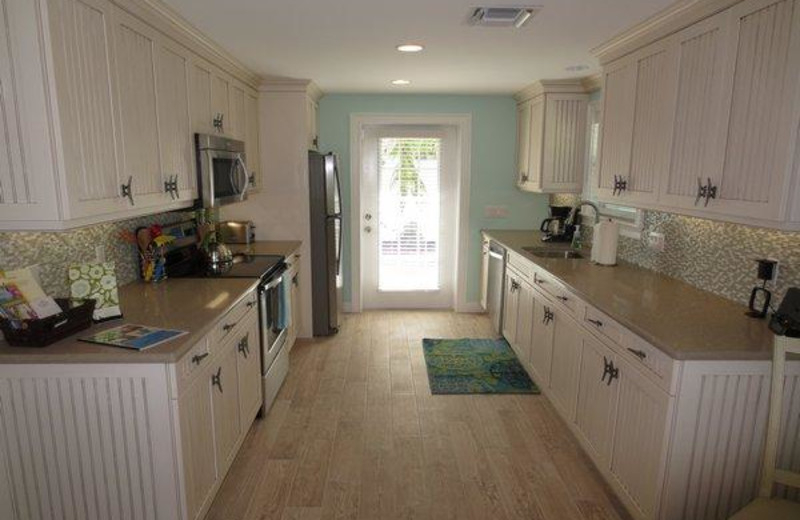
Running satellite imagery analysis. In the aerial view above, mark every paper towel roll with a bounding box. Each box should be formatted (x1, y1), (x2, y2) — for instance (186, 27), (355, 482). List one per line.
(591, 219), (619, 266)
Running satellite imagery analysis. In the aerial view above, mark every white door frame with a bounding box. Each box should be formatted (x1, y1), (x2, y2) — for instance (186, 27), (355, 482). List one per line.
(350, 113), (472, 313)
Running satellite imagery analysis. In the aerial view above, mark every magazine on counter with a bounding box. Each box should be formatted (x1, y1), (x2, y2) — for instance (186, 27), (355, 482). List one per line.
(80, 323), (188, 351)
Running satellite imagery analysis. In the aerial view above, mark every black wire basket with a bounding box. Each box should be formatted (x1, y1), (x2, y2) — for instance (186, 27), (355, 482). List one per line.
(0, 298), (96, 347)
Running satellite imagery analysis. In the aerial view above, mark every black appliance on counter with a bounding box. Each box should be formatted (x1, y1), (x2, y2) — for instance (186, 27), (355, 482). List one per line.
(540, 205), (578, 242)
(308, 150), (343, 336)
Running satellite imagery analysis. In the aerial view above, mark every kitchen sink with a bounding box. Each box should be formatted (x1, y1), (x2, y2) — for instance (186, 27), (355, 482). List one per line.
(522, 247), (583, 259)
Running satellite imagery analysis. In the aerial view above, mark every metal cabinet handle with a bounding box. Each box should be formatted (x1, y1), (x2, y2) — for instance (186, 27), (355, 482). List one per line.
(704, 177), (717, 206)
(213, 113), (224, 132)
(601, 357), (619, 385)
(246, 301), (256, 309)
(601, 356), (610, 383)
(223, 323), (235, 332)
(557, 295), (569, 302)
(164, 175), (179, 200)
(520, 173), (528, 183)
(292, 274), (299, 287)
(191, 352), (209, 365)
(587, 318), (603, 327)
(121, 176), (134, 205)
(613, 175), (627, 196)
(238, 334), (249, 358)
(172, 175), (180, 199)
(211, 367), (223, 393)
(627, 348), (647, 360)
(248, 173), (255, 187)
(535, 278), (546, 285)
(542, 307), (553, 325)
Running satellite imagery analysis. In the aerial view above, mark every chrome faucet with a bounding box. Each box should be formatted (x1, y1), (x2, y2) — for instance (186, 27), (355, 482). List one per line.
(567, 200), (600, 225)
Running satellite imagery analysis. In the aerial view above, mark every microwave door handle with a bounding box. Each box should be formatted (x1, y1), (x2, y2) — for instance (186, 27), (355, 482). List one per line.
(235, 154), (250, 200)
(228, 158), (240, 197)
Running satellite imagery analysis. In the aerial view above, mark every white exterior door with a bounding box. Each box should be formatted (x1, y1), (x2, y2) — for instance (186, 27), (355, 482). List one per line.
(361, 126), (457, 309)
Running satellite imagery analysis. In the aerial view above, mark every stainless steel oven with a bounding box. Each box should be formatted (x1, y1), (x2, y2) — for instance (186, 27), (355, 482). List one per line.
(195, 133), (251, 207)
(259, 267), (288, 373)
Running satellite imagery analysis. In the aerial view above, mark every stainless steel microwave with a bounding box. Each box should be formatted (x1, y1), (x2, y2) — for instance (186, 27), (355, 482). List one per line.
(195, 133), (251, 207)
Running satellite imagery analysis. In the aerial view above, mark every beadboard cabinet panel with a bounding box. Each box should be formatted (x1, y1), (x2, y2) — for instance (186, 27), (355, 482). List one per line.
(713, 0), (800, 219)
(227, 83), (246, 140)
(528, 295), (555, 388)
(0, 0), (28, 208)
(576, 335), (620, 466)
(113, 8), (164, 207)
(542, 94), (587, 192)
(597, 60), (636, 198)
(155, 38), (195, 203)
(46, 0), (124, 219)
(236, 315), (262, 433)
(211, 338), (241, 478)
(244, 92), (260, 190)
(189, 59), (214, 135)
(548, 306), (583, 421)
(515, 99), (532, 186)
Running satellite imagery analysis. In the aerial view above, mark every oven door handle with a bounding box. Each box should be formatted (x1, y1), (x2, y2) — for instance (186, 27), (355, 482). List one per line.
(261, 274), (284, 292)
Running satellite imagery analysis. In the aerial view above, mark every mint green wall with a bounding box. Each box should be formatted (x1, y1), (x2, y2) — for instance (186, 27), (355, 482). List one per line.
(317, 94), (550, 305)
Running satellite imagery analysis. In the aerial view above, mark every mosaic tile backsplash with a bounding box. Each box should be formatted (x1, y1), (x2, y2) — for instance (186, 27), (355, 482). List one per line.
(548, 194), (800, 307)
(0, 211), (192, 298)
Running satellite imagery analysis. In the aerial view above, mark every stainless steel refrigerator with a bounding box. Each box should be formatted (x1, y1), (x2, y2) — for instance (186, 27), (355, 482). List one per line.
(309, 151), (342, 336)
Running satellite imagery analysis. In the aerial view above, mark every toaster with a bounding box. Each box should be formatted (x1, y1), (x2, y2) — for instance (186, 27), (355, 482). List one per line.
(218, 220), (255, 245)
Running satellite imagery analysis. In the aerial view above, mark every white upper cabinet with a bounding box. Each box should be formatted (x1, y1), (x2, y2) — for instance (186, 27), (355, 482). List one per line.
(245, 92), (260, 190)
(307, 95), (319, 150)
(596, 0), (800, 229)
(0, 0), (261, 230)
(515, 81), (589, 193)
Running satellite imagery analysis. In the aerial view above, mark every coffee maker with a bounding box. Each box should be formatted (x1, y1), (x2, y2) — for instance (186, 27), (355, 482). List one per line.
(540, 205), (578, 242)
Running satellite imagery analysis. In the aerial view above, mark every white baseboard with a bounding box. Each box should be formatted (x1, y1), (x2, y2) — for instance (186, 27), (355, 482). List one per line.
(456, 302), (485, 313)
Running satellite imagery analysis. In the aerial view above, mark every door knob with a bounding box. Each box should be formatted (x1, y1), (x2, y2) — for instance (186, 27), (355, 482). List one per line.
(364, 226), (372, 233)
(364, 213), (372, 221)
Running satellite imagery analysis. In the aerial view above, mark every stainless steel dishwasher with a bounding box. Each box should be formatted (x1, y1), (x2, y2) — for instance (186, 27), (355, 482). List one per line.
(487, 241), (506, 335)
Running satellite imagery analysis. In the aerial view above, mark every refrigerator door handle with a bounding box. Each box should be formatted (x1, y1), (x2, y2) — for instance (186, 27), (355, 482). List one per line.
(331, 154), (343, 216)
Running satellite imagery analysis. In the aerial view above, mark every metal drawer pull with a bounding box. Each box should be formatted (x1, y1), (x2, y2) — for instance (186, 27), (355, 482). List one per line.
(535, 278), (545, 285)
(587, 318), (603, 327)
(211, 367), (223, 393)
(238, 335), (250, 358)
(191, 352), (209, 365)
(246, 301), (256, 309)
(557, 295), (569, 302)
(223, 323), (236, 332)
(627, 348), (647, 360)
(120, 176), (134, 205)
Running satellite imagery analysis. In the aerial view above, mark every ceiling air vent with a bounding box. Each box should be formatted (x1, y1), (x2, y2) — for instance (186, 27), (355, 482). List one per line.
(470, 6), (540, 28)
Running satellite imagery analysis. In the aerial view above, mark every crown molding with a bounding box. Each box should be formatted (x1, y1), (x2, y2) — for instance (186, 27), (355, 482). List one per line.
(580, 74), (602, 93)
(259, 77), (324, 100)
(118, 0), (262, 88)
(513, 78), (588, 103)
(592, 0), (743, 64)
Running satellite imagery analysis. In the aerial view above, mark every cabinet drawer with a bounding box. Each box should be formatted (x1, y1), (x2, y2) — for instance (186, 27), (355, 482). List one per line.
(507, 250), (534, 284)
(619, 333), (678, 395)
(211, 290), (258, 347)
(582, 306), (624, 346)
(170, 337), (211, 398)
(533, 269), (579, 316)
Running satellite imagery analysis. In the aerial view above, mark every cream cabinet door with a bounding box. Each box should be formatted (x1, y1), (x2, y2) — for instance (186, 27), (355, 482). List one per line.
(244, 91), (260, 190)
(112, 8), (165, 209)
(479, 237), (490, 311)
(189, 59), (214, 134)
(155, 38), (195, 203)
(659, 10), (732, 211)
(227, 83), (246, 140)
(502, 270), (521, 347)
(178, 369), (217, 520)
(47, 0), (123, 219)
(516, 100), (532, 187)
(513, 279), (534, 362)
(596, 59), (636, 202)
(610, 357), (672, 519)
(575, 335), (619, 466)
(236, 314), (262, 432)
(710, 0), (800, 220)
(211, 338), (241, 476)
(541, 94), (587, 193)
(529, 295), (555, 388)
(211, 73), (230, 135)
(548, 306), (582, 421)
(307, 96), (318, 150)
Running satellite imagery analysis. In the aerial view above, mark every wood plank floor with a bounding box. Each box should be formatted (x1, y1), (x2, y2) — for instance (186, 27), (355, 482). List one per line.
(206, 311), (630, 520)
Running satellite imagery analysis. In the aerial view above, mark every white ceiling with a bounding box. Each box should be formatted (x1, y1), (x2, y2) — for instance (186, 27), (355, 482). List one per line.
(162, 0), (675, 94)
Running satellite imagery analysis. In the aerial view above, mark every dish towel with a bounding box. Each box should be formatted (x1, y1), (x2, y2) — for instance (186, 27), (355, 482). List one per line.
(277, 276), (292, 330)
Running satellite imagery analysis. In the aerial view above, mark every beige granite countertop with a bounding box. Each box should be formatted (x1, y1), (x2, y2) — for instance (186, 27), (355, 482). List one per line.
(483, 229), (775, 361)
(229, 240), (302, 257)
(0, 276), (259, 364)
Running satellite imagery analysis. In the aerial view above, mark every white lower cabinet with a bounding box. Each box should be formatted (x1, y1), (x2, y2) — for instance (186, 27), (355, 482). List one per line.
(547, 305), (583, 421)
(528, 294), (555, 387)
(236, 314), (262, 433)
(502, 270), (521, 348)
(576, 334), (619, 465)
(211, 337), (242, 477)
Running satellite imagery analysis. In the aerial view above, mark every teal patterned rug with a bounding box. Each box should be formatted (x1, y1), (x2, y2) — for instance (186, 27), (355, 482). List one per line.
(422, 338), (539, 395)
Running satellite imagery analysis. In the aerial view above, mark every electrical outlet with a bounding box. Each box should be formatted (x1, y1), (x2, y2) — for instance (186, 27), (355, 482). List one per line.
(767, 258), (779, 284)
(484, 205), (509, 219)
(95, 245), (106, 263)
(647, 232), (665, 253)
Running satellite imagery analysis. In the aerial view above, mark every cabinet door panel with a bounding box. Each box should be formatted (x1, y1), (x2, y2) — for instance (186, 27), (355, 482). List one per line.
(502, 271), (520, 347)
(514, 280), (534, 363)
(610, 358), (672, 518)
(210, 74), (229, 134)
(0, 6), (26, 207)
(548, 307), (582, 421)
(715, 0), (799, 219)
(542, 94), (587, 192)
(113, 9), (163, 204)
(529, 296), (555, 388)
(245, 92), (260, 190)
(178, 374), (217, 520)
(155, 40), (194, 202)
(228, 84), (245, 140)
(516, 100), (532, 186)
(211, 342), (241, 476)
(596, 60), (636, 200)
(47, 0), (122, 216)
(661, 12), (731, 209)
(576, 336), (619, 465)
(189, 60), (213, 134)
(236, 315), (262, 431)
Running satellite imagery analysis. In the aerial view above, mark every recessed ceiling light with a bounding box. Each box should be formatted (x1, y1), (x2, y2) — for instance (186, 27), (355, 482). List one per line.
(397, 44), (424, 53)
(565, 64), (590, 72)
(391, 79), (411, 86)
